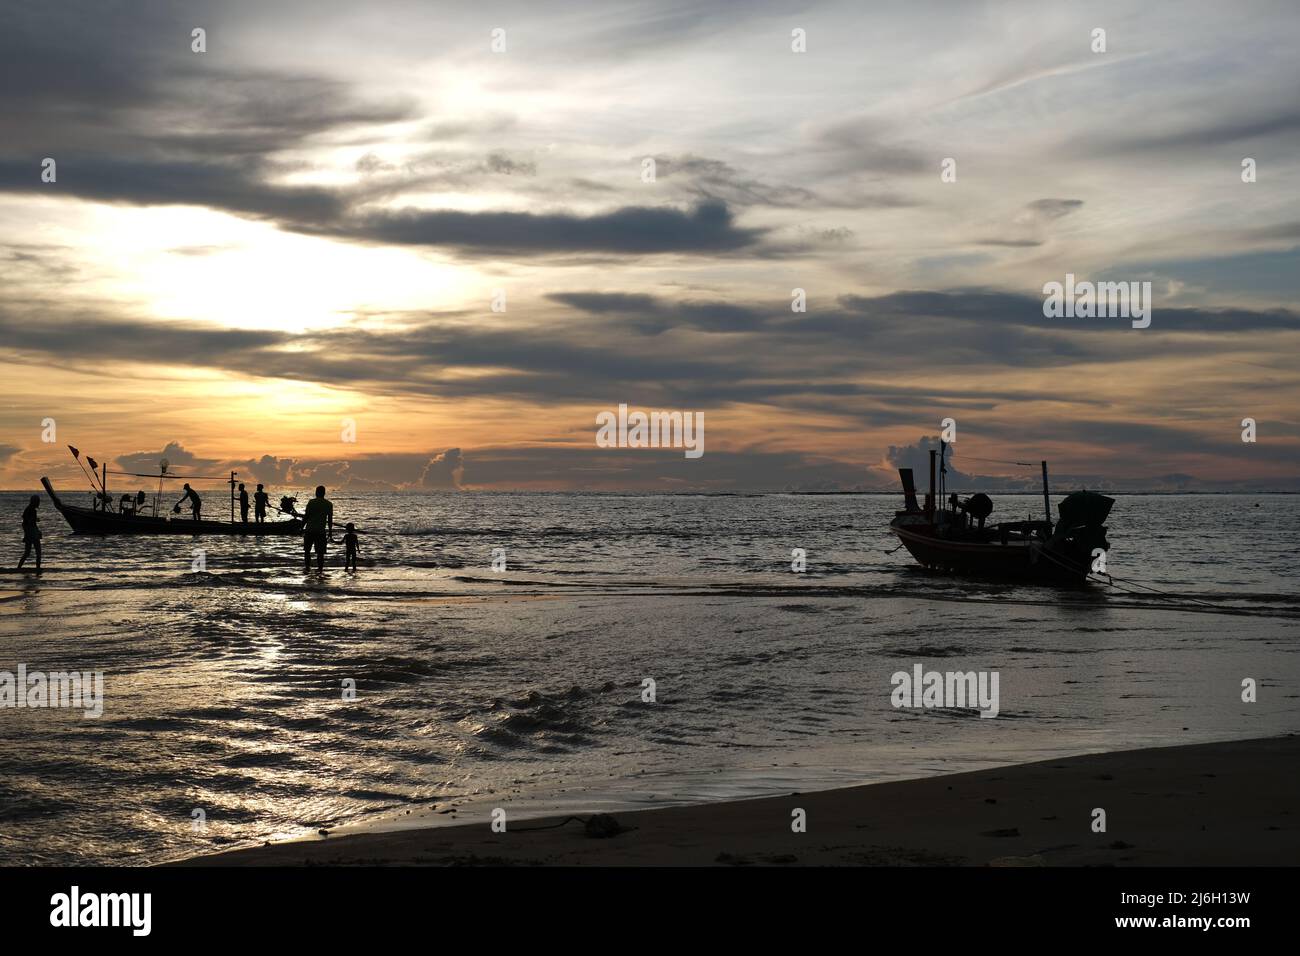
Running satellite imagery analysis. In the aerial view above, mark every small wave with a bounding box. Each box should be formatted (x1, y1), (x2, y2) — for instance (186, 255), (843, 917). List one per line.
(886, 644), (968, 658)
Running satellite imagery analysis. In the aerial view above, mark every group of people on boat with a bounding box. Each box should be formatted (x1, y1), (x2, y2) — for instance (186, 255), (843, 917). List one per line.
(17, 482), (360, 574)
(172, 481), (268, 524)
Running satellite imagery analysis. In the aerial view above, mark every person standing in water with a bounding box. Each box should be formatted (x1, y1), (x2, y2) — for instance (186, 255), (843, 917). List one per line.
(17, 495), (41, 572)
(176, 483), (202, 521)
(253, 484), (269, 524)
(343, 522), (360, 571)
(302, 485), (333, 571)
(238, 482), (250, 524)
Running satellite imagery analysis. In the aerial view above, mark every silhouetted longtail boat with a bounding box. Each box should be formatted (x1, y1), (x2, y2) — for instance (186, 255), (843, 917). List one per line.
(42, 477), (304, 535)
(888, 444), (1112, 584)
(40, 446), (303, 535)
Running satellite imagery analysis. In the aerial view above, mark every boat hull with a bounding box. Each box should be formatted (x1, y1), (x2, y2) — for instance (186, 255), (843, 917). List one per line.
(41, 477), (303, 536)
(890, 521), (1091, 584)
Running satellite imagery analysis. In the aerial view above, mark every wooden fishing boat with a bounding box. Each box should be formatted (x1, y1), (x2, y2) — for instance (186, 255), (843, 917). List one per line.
(888, 445), (1111, 584)
(41, 477), (303, 536)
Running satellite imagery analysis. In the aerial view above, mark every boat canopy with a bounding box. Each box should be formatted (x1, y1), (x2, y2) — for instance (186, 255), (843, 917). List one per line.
(1057, 490), (1114, 528)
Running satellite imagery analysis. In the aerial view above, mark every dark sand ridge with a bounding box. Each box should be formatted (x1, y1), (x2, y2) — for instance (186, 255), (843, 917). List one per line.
(177, 735), (1298, 866)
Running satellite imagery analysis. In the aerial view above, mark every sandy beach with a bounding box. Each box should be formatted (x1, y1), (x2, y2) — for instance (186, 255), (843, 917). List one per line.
(177, 735), (1298, 867)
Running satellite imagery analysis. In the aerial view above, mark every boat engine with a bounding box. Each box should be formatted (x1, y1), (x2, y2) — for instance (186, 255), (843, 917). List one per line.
(1053, 490), (1114, 554)
(957, 493), (993, 529)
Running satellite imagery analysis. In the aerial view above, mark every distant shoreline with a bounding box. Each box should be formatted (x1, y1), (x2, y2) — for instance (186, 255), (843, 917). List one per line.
(2, 489), (1296, 496)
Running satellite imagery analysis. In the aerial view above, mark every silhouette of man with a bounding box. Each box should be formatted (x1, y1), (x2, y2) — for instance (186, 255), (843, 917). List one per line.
(17, 495), (41, 571)
(302, 485), (333, 571)
(253, 484), (269, 523)
(238, 482), (250, 523)
(177, 483), (202, 521)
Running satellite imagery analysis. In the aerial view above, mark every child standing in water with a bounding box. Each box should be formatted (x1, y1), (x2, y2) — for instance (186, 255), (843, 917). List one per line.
(343, 522), (360, 571)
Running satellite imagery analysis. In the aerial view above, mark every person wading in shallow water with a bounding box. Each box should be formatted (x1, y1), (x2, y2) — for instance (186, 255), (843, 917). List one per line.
(302, 485), (334, 572)
(17, 495), (41, 572)
(343, 522), (360, 571)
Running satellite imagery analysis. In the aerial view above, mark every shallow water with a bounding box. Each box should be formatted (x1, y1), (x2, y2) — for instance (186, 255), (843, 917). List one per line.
(1, 490), (1297, 864)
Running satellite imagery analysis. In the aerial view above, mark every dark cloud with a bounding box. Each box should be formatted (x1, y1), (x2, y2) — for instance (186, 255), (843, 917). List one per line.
(0, 1), (415, 163)
(650, 152), (918, 213)
(0, 156), (349, 224)
(651, 154), (819, 208)
(549, 292), (664, 314)
(1025, 198), (1084, 220)
(238, 450), (464, 491)
(0, 4), (763, 260)
(885, 436), (979, 486)
(324, 199), (761, 255)
(839, 290), (1300, 333)
(5, 287), (1299, 420)
(548, 291), (772, 333)
(420, 448), (464, 489)
(975, 238), (1043, 248)
(115, 441), (220, 477)
(484, 152), (536, 176)
(243, 455), (296, 485)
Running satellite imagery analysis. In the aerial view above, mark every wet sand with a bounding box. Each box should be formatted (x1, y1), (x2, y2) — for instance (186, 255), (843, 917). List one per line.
(178, 735), (1298, 866)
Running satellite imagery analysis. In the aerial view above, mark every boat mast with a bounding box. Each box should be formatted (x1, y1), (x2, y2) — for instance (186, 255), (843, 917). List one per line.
(229, 471), (236, 524)
(156, 460), (166, 519)
(939, 441), (947, 509)
(1040, 460), (1051, 526)
(927, 448), (937, 522)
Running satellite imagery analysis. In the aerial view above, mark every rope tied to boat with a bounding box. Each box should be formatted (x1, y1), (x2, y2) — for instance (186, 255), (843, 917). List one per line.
(1033, 546), (1262, 617)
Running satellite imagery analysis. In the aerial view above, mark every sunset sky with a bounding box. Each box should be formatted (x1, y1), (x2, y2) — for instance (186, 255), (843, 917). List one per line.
(2, 0), (1297, 491)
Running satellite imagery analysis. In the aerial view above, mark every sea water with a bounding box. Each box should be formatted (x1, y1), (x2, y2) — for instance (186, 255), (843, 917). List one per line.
(0, 491), (1296, 864)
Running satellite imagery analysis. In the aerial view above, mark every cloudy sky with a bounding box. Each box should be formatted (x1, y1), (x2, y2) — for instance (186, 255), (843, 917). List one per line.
(2, 0), (1298, 491)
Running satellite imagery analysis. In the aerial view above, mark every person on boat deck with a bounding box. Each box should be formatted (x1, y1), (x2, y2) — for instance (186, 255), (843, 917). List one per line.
(17, 495), (41, 572)
(343, 522), (360, 571)
(238, 482), (250, 523)
(302, 485), (333, 571)
(253, 484), (269, 523)
(176, 483), (202, 521)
